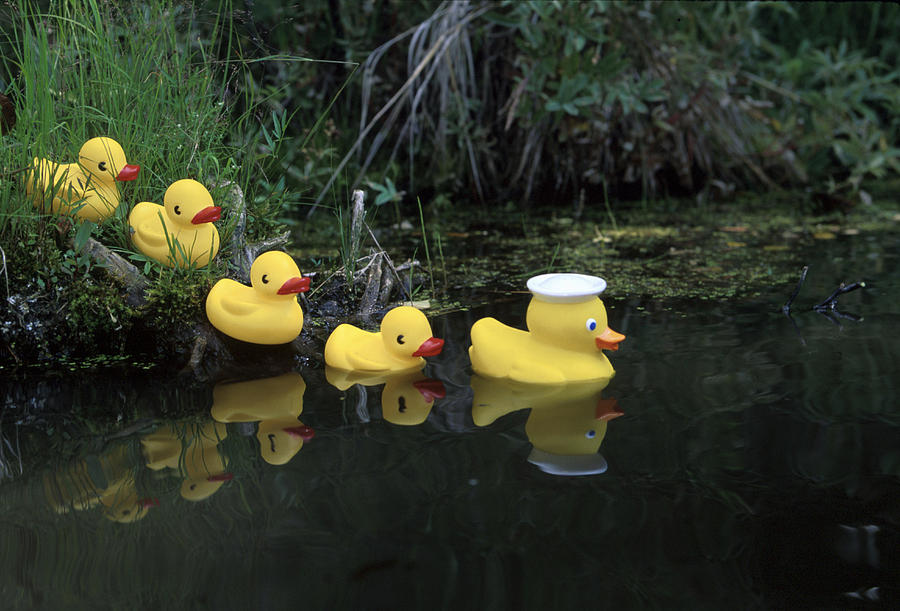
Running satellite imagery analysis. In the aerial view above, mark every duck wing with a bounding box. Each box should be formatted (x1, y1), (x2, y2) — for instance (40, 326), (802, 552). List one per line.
(219, 297), (260, 317)
(131, 204), (170, 248)
(508, 359), (568, 385)
(346, 350), (390, 372)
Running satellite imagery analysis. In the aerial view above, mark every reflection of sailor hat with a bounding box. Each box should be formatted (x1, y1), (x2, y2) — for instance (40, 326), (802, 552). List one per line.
(528, 448), (608, 476)
(526, 273), (607, 304)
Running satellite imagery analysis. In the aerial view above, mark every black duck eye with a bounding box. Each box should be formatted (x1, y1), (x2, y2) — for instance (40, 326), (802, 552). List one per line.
(261, 274), (269, 284)
(98, 161), (107, 172)
(396, 334), (405, 344)
(122, 509), (131, 515)
(398, 396), (407, 413)
(173, 205), (181, 215)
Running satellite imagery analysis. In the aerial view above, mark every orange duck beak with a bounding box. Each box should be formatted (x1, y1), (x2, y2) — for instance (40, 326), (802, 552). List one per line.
(277, 277), (311, 294)
(413, 378), (446, 402)
(595, 327), (625, 351)
(595, 399), (623, 421)
(412, 337), (444, 357)
(192, 206), (222, 224)
(116, 164), (140, 181)
(285, 425), (315, 441)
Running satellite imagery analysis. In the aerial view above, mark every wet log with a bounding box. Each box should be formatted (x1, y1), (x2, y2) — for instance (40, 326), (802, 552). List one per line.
(220, 179), (289, 280)
(76, 237), (149, 306)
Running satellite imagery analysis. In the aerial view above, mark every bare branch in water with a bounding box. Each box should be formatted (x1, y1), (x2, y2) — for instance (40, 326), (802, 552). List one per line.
(782, 265), (808, 315)
(783, 265), (865, 314)
(814, 281), (867, 312)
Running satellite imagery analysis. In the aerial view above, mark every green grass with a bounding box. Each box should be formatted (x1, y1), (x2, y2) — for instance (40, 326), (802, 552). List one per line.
(0, 0), (344, 269)
(2, 0), (230, 262)
(0, 0), (346, 362)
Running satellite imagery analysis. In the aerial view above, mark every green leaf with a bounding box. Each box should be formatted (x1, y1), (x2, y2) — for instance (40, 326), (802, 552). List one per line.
(73, 220), (95, 252)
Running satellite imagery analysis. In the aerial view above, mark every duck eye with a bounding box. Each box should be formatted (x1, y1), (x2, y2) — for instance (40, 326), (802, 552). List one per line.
(398, 396), (407, 413)
(396, 334), (405, 344)
(585, 430), (596, 439)
(173, 205), (181, 215)
(261, 274), (269, 284)
(98, 161), (107, 172)
(585, 318), (597, 332)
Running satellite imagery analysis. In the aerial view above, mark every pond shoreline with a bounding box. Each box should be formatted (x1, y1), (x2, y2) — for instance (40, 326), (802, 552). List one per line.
(2, 195), (897, 376)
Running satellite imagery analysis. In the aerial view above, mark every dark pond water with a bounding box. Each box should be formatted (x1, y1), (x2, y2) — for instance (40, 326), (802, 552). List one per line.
(1, 232), (898, 609)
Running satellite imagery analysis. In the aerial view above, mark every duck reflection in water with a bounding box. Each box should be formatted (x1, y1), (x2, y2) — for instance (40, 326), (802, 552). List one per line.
(210, 372), (314, 465)
(326, 366), (446, 426)
(141, 420), (232, 501)
(43, 443), (158, 523)
(471, 375), (623, 476)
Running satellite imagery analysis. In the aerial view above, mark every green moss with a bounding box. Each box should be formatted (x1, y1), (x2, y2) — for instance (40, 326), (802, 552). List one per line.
(142, 271), (213, 336)
(64, 278), (136, 348)
(414, 195), (900, 306)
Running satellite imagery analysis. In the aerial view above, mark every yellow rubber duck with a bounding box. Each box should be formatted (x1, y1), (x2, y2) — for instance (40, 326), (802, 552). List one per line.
(141, 421), (232, 502)
(471, 375), (622, 476)
(25, 136), (140, 222)
(210, 372), (314, 465)
(42, 443), (158, 523)
(469, 273), (625, 384)
(324, 305), (445, 373)
(325, 366), (446, 426)
(128, 178), (221, 268)
(205, 251), (310, 344)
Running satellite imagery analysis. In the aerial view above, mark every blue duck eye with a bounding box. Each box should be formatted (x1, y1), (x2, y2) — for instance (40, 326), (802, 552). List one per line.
(585, 318), (597, 331)
(585, 430), (596, 439)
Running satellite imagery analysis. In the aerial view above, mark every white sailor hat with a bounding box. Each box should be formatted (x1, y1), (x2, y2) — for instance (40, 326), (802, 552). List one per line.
(526, 273), (607, 304)
(527, 448), (609, 476)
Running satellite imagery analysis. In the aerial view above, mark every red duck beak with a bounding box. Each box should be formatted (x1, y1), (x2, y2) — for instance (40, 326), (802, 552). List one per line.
(595, 327), (625, 351)
(115, 164), (140, 181)
(139, 497), (160, 509)
(413, 378), (446, 402)
(285, 425), (315, 441)
(412, 337), (444, 357)
(277, 276), (311, 294)
(207, 472), (234, 482)
(192, 206), (222, 224)
(595, 399), (623, 421)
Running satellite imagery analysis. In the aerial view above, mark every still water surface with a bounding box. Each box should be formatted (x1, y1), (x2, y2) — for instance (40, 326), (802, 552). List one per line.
(1, 233), (898, 609)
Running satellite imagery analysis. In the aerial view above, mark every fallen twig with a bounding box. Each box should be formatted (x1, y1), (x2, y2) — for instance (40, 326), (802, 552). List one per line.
(814, 281), (866, 312)
(783, 265), (867, 343)
(782, 265), (808, 315)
